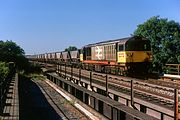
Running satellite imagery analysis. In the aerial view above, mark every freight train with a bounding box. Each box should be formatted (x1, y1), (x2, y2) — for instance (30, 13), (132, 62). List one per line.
(28, 36), (152, 76)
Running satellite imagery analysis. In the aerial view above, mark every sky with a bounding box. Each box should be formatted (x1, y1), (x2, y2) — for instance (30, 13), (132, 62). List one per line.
(0, 0), (180, 54)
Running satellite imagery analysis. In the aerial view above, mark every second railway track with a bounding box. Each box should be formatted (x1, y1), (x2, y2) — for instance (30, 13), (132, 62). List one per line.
(34, 79), (90, 120)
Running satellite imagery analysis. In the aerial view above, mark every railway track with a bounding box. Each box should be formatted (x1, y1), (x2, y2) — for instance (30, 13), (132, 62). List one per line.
(44, 62), (180, 85)
(35, 79), (90, 120)
(146, 78), (180, 89)
(57, 66), (180, 109)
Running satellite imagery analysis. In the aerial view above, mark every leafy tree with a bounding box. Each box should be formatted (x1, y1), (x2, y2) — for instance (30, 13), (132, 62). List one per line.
(0, 62), (9, 80)
(178, 55), (180, 63)
(0, 40), (28, 70)
(64, 46), (77, 51)
(134, 16), (180, 72)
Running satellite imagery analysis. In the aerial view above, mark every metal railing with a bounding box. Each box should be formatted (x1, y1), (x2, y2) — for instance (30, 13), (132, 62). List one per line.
(165, 64), (180, 75)
(0, 74), (14, 115)
(0, 63), (15, 115)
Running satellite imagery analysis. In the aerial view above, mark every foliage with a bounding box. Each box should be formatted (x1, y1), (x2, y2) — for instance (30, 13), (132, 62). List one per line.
(177, 55), (180, 63)
(0, 40), (29, 71)
(30, 74), (46, 81)
(25, 62), (42, 74)
(0, 62), (9, 80)
(134, 16), (180, 72)
(64, 46), (77, 51)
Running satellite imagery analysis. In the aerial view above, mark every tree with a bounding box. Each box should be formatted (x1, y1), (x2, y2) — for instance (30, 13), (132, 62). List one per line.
(64, 46), (77, 51)
(0, 40), (28, 70)
(0, 62), (9, 80)
(133, 16), (180, 72)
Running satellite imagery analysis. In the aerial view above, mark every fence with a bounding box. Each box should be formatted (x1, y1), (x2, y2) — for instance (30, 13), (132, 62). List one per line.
(0, 62), (15, 115)
(165, 64), (180, 75)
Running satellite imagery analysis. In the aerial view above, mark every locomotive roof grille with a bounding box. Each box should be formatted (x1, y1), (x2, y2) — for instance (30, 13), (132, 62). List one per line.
(83, 36), (148, 48)
(84, 37), (131, 47)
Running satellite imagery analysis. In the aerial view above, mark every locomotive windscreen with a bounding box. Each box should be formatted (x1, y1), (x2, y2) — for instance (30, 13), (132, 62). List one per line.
(125, 40), (151, 51)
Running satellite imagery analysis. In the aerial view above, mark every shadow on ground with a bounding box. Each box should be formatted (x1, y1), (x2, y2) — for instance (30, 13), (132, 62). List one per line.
(18, 75), (62, 120)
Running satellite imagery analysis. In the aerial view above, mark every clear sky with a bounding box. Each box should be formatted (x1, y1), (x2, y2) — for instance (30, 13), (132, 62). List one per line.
(0, 0), (179, 54)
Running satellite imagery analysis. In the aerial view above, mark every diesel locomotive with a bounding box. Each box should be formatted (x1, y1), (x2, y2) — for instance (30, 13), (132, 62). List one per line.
(80, 36), (152, 75)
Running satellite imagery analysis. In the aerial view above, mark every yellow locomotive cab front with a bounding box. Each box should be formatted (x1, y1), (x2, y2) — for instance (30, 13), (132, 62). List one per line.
(125, 51), (152, 63)
(117, 51), (152, 63)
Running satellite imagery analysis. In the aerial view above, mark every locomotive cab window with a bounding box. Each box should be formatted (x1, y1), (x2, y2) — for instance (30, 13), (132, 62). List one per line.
(118, 44), (124, 51)
(125, 40), (151, 51)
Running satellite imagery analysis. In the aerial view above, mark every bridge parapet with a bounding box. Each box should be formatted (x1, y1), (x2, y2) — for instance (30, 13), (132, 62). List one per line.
(46, 72), (158, 120)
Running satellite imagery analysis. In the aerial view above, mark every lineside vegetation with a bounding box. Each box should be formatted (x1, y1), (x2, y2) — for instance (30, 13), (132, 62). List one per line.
(134, 16), (180, 72)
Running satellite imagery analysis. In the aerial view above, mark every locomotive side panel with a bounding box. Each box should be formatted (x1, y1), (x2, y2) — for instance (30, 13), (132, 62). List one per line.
(91, 46), (104, 60)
